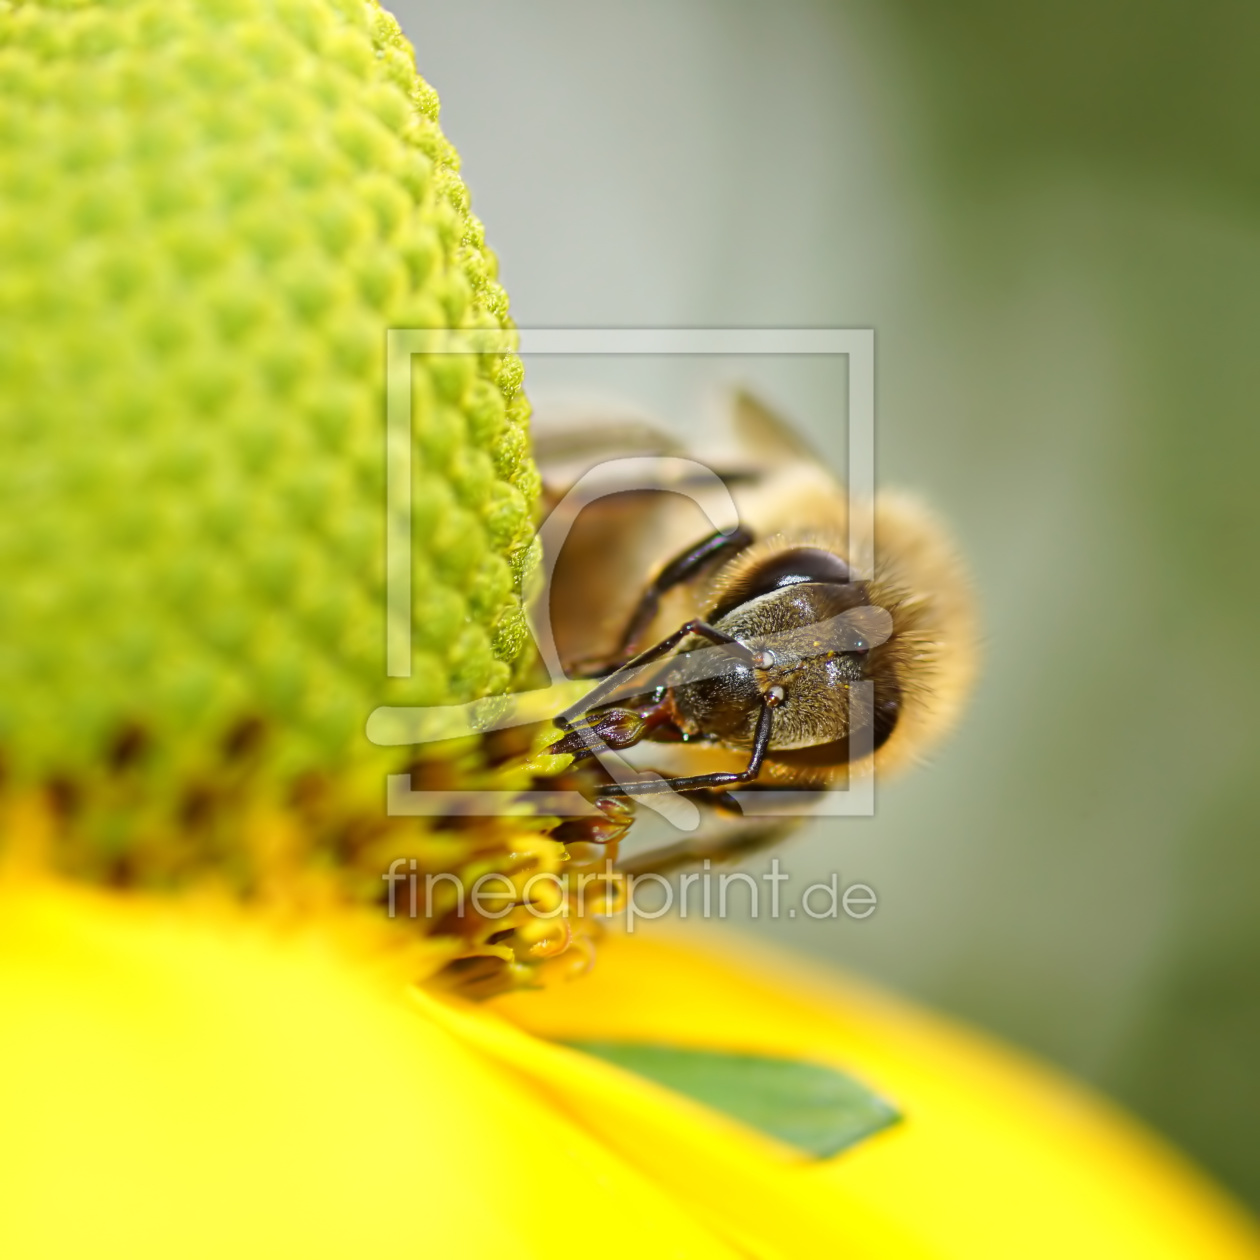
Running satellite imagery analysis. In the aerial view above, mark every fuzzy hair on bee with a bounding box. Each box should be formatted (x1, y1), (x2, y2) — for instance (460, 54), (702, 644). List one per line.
(534, 390), (977, 826)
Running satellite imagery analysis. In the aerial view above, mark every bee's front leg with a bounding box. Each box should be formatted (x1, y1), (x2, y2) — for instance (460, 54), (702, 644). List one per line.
(555, 619), (751, 731)
(597, 695), (776, 797)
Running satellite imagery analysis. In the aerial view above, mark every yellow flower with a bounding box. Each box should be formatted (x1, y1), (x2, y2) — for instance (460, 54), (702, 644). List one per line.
(3, 4), (1258, 1257)
(3, 876), (1258, 1259)
(492, 928), (1260, 1258)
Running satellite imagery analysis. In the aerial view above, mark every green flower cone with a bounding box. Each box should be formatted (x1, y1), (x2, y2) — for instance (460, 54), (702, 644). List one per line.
(0, 0), (591, 989)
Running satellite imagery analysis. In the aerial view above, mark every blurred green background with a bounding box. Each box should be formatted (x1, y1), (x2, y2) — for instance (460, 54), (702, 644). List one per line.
(394, 0), (1260, 1207)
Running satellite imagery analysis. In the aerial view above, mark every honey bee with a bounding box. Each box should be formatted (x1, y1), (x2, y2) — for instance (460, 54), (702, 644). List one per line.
(534, 390), (976, 857)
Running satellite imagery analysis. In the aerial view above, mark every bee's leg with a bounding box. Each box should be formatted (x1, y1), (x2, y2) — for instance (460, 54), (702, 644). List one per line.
(569, 527), (755, 678)
(597, 699), (775, 797)
(556, 619), (753, 730)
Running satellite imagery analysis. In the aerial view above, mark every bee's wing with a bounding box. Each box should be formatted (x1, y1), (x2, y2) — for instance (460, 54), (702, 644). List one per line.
(533, 388), (831, 506)
(713, 389), (852, 543)
(531, 401), (724, 669)
(728, 387), (829, 468)
(531, 400), (687, 509)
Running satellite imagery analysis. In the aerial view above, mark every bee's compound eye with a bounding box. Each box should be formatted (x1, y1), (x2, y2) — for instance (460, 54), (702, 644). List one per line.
(710, 546), (855, 622)
(741, 547), (851, 598)
(873, 693), (902, 750)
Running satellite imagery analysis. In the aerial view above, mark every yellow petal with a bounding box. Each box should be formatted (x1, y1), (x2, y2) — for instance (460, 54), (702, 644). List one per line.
(423, 986), (938, 1259)
(0, 882), (737, 1259)
(488, 926), (1260, 1260)
(6, 877), (1256, 1259)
